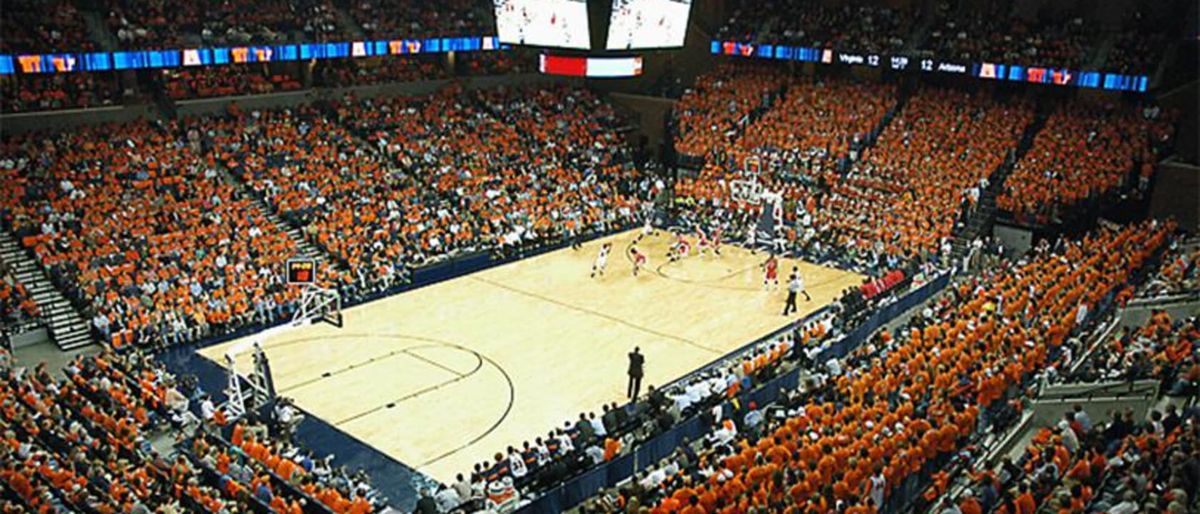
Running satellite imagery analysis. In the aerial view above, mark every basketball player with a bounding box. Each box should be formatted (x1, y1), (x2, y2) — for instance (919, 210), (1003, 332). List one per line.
(668, 233), (691, 262)
(637, 213), (654, 243)
(746, 224), (757, 255)
(591, 243), (612, 278)
(772, 226), (787, 255)
(711, 226), (723, 256)
(762, 254), (779, 290)
(696, 229), (711, 256)
(630, 246), (647, 276)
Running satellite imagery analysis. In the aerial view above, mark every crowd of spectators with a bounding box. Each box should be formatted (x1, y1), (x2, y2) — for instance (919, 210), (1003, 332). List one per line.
(770, 2), (914, 54)
(1069, 311), (1198, 395)
(0, 119), (316, 348)
(1101, 5), (1184, 75)
(674, 76), (898, 271)
(998, 101), (1174, 223)
(214, 85), (647, 300)
(919, 5), (1093, 70)
(1, 78), (653, 349)
(0, 343), (387, 513)
(671, 71), (1038, 274)
(827, 89), (1031, 259)
(712, 0), (1181, 75)
(161, 66), (303, 100)
(102, 0), (353, 49)
(672, 64), (789, 159)
(0, 0), (95, 54)
(946, 401), (1197, 514)
(347, 0), (492, 40)
(0, 259), (39, 328)
(1, 73), (125, 114)
(314, 57), (449, 87)
(1143, 240), (1200, 298)
(459, 52), (530, 76)
(712, 0), (914, 54)
(566, 218), (1172, 514)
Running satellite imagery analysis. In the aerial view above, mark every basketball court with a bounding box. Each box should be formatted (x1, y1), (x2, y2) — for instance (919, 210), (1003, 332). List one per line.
(201, 228), (863, 483)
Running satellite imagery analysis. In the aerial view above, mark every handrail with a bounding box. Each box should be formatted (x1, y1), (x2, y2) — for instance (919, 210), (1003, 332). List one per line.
(1067, 314), (1122, 375)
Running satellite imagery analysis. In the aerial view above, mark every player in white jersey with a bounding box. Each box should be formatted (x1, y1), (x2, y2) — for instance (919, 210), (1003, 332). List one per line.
(591, 243), (612, 278)
(746, 225), (757, 255)
(772, 226), (787, 254)
(638, 215), (654, 242)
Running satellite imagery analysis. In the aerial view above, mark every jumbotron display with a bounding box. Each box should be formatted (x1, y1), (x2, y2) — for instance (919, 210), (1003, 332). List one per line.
(493, 0), (591, 49)
(605, 0), (692, 49)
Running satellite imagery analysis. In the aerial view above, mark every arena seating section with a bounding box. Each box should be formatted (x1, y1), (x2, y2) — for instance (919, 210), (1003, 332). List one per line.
(0, 120), (314, 348)
(945, 404), (1197, 514)
(162, 66), (303, 100)
(1070, 310), (1198, 388)
(0, 84), (646, 348)
(672, 64), (789, 159)
(715, 0), (1180, 74)
(102, 0), (356, 48)
(998, 102), (1174, 223)
(0, 346), (386, 513)
(671, 65), (1048, 272)
(0, 0), (95, 53)
(0, 258), (38, 327)
(575, 220), (1175, 514)
(0, 2), (1194, 513)
(0, 0), (1181, 109)
(714, 0), (912, 54)
(348, 0), (492, 40)
(2, 74), (125, 114)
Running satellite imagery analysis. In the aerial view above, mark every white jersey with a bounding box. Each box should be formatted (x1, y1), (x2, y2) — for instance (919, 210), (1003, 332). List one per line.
(594, 246), (610, 267)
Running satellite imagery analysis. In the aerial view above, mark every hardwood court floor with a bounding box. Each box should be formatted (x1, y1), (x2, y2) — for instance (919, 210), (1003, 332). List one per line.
(201, 229), (863, 483)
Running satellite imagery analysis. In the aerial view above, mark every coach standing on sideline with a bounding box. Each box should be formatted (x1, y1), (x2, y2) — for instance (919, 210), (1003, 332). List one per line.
(627, 347), (645, 399)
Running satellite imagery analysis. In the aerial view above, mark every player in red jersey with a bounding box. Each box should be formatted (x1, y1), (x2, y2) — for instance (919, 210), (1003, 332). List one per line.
(762, 254), (779, 290)
(668, 232), (691, 262)
(696, 229), (711, 256)
(711, 227), (723, 257)
(630, 247), (647, 276)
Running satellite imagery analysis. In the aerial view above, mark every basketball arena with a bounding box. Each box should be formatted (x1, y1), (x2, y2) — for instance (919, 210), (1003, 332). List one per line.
(0, 1), (1198, 514)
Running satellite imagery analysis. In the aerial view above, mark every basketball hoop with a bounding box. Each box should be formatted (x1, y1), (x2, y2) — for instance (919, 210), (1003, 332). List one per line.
(294, 284), (343, 328)
(287, 258), (343, 328)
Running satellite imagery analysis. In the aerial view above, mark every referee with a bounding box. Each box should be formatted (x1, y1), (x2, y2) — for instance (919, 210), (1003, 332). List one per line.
(782, 269), (810, 315)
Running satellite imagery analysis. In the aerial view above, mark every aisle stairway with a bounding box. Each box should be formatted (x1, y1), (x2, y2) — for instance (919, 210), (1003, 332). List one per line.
(214, 167), (348, 278)
(950, 111), (1046, 261)
(0, 231), (93, 350)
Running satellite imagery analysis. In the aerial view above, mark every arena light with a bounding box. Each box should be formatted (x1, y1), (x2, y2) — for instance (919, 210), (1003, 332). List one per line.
(538, 54), (643, 77)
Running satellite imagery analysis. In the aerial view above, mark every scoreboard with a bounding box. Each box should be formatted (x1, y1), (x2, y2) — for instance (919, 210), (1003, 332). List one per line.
(1, 36), (504, 75)
(710, 40), (1151, 93)
(287, 258), (317, 285)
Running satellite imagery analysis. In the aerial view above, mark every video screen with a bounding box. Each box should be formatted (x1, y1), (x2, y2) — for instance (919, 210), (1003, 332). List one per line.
(494, 0), (591, 49)
(605, 0), (692, 49)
